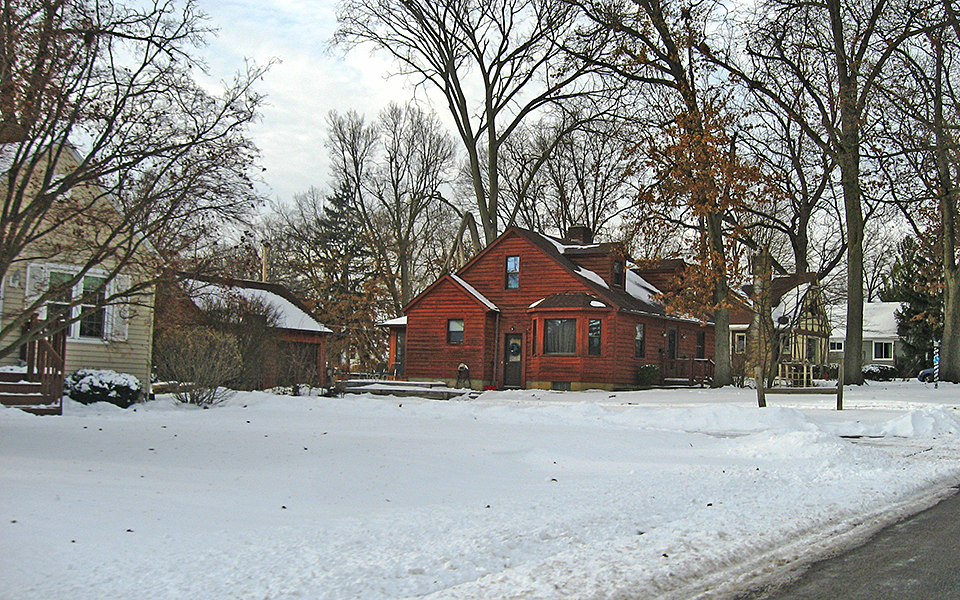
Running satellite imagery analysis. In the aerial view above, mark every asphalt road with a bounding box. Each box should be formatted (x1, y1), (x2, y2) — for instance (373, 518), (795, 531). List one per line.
(734, 487), (960, 600)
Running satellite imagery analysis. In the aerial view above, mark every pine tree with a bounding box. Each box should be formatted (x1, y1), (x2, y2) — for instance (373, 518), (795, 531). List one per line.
(312, 183), (388, 372)
(882, 236), (942, 375)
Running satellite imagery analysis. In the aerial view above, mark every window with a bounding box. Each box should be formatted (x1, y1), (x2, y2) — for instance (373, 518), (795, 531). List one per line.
(47, 271), (74, 323)
(612, 261), (625, 288)
(42, 269), (115, 340)
(830, 340), (844, 352)
(806, 337), (820, 362)
(874, 341), (893, 360)
(447, 319), (464, 344)
(588, 319), (602, 355)
(696, 331), (706, 359)
(544, 318), (576, 354)
(505, 256), (520, 289)
(734, 332), (747, 354)
(635, 323), (646, 358)
(79, 275), (107, 338)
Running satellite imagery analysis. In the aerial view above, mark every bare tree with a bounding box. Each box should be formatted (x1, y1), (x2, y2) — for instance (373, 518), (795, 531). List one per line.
(565, 0), (763, 386)
(326, 105), (458, 312)
(0, 0), (266, 359)
(873, 4), (960, 380)
(702, 0), (939, 383)
(333, 0), (609, 244)
(737, 97), (847, 280)
(502, 113), (637, 239)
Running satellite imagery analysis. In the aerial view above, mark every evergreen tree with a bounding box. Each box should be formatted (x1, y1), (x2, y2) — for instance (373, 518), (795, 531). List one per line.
(315, 182), (388, 371)
(882, 236), (942, 375)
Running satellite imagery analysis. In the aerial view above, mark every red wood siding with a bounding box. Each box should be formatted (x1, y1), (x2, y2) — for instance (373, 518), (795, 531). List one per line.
(405, 278), (494, 386)
(405, 229), (716, 389)
(458, 231), (595, 312)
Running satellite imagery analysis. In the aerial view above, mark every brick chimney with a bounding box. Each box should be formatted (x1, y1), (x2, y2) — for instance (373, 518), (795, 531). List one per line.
(564, 226), (593, 245)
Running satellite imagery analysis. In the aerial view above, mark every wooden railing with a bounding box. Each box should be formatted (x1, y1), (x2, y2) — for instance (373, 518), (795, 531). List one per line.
(22, 316), (67, 409)
(661, 357), (715, 386)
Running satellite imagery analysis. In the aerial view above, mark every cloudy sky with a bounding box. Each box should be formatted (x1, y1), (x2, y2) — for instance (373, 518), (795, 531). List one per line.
(196, 0), (434, 204)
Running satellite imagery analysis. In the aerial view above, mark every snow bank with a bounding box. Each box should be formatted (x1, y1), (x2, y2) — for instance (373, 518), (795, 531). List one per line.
(2, 383), (959, 600)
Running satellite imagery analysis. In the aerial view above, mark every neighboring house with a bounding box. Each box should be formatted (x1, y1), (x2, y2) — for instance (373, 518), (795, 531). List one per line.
(0, 147), (156, 413)
(729, 273), (832, 385)
(155, 275), (332, 389)
(828, 302), (904, 371)
(9, 263), (153, 383)
(385, 226), (715, 391)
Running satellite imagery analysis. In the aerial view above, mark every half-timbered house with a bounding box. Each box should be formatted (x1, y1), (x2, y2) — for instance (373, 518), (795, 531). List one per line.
(729, 273), (832, 385)
(387, 227), (715, 391)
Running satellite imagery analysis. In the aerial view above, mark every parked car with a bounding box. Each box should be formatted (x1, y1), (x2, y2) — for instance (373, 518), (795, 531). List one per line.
(918, 367), (936, 383)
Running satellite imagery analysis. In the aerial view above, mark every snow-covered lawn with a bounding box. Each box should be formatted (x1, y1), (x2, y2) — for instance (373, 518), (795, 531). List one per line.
(3, 382), (960, 600)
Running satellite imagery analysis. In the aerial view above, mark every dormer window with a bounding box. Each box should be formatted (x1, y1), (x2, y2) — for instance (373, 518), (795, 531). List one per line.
(505, 256), (520, 289)
(612, 261), (625, 288)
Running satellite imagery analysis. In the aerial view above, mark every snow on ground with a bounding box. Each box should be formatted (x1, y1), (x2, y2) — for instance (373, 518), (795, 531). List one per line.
(2, 382), (960, 600)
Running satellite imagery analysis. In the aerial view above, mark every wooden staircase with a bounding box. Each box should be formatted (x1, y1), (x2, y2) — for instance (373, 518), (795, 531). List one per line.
(0, 320), (67, 415)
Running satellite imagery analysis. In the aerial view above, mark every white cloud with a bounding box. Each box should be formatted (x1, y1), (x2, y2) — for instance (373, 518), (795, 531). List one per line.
(195, 0), (427, 203)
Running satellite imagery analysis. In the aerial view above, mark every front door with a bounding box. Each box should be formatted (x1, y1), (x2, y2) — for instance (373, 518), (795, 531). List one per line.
(503, 333), (523, 388)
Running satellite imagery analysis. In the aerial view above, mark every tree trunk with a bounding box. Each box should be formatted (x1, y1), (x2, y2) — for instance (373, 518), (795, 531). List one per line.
(707, 212), (733, 387)
(829, 0), (866, 385)
(934, 30), (960, 382)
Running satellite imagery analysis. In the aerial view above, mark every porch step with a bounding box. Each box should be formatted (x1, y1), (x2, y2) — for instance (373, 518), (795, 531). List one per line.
(338, 379), (474, 400)
(337, 378), (448, 390)
(0, 371), (28, 383)
(0, 380), (62, 415)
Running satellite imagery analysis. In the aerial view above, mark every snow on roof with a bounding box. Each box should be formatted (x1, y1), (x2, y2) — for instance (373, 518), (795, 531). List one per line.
(573, 266), (609, 289)
(625, 269), (661, 305)
(187, 280), (331, 333)
(771, 282), (812, 325)
(449, 274), (499, 311)
(828, 302), (901, 340)
(379, 316), (407, 327)
(543, 236), (604, 255)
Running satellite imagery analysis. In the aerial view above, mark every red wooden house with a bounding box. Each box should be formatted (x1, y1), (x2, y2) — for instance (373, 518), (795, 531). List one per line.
(387, 227), (714, 390)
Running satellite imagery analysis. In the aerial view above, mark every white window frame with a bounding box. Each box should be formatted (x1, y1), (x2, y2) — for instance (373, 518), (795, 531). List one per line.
(829, 340), (844, 352)
(873, 341), (893, 360)
(25, 263), (129, 343)
(734, 332), (747, 354)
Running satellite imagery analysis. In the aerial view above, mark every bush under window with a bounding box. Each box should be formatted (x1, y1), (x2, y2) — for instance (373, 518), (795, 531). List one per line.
(65, 369), (143, 408)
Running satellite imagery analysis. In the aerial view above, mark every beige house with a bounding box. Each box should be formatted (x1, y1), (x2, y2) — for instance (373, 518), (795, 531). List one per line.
(0, 145), (155, 411)
(1, 261), (154, 386)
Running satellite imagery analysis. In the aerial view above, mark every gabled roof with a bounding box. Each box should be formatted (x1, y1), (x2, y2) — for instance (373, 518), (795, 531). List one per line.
(742, 273), (818, 308)
(404, 273), (500, 313)
(378, 316), (407, 327)
(508, 228), (672, 318)
(733, 273), (822, 328)
(183, 274), (332, 334)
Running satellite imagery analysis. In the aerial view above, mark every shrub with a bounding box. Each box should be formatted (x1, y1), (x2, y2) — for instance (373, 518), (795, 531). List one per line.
(65, 369), (143, 408)
(862, 363), (899, 381)
(637, 364), (660, 387)
(153, 326), (242, 406)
